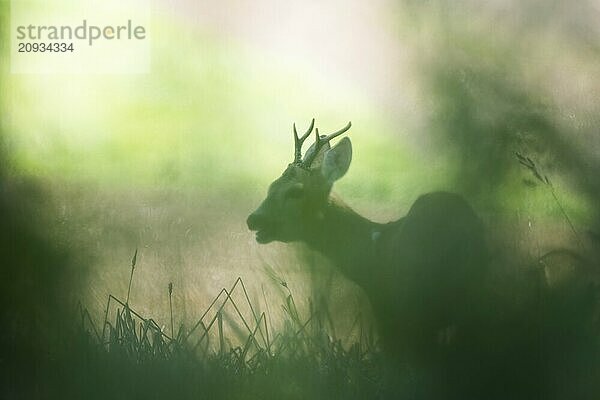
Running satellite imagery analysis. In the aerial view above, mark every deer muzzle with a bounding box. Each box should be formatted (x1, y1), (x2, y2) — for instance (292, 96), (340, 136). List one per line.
(246, 210), (274, 244)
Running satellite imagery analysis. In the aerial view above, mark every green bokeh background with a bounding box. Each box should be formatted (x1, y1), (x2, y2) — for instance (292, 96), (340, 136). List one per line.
(1, 0), (599, 345)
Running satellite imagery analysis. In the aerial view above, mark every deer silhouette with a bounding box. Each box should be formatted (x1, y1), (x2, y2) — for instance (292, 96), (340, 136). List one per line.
(247, 120), (488, 393)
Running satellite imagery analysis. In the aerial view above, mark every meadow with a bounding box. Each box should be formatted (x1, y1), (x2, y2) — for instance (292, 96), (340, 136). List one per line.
(1, 1), (600, 399)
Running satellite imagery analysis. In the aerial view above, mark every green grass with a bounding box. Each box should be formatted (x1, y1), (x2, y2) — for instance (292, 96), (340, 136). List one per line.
(2, 2), (600, 398)
(70, 257), (382, 400)
(51, 244), (599, 400)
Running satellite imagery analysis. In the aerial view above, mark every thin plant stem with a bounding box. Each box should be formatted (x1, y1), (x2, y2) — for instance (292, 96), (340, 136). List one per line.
(515, 152), (584, 251)
(548, 186), (584, 251)
(169, 282), (174, 338)
(126, 248), (138, 305)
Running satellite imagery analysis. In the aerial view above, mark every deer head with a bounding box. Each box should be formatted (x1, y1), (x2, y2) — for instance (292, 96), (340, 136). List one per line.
(247, 119), (353, 244)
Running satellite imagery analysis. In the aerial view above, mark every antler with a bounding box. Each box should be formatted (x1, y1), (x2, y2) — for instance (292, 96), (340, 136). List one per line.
(302, 121), (352, 168)
(293, 118), (315, 164)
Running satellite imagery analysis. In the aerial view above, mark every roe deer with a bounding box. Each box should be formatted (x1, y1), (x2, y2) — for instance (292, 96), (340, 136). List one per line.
(247, 119), (488, 370)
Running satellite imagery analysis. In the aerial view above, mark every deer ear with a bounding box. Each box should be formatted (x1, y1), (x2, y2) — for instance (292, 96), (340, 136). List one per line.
(321, 137), (352, 184)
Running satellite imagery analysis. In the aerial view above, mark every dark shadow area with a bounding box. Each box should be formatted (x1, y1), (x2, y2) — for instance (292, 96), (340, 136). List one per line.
(398, 1), (600, 398)
(0, 104), (75, 395)
(1, 1), (599, 399)
(425, 48), (600, 227)
(0, 6), (75, 397)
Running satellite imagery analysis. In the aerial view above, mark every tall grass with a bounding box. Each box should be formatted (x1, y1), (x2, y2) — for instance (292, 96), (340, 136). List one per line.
(64, 241), (600, 400)
(71, 251), (382, 399)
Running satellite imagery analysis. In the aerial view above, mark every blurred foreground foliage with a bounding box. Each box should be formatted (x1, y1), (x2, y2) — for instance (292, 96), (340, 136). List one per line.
(1, 1), (600, 399)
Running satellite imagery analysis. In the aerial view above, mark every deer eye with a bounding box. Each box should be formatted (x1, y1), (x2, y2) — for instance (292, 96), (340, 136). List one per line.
(285, 185), (304, 199)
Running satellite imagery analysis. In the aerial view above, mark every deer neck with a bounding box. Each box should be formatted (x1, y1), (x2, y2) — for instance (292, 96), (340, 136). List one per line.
(303, 196), (382, 284)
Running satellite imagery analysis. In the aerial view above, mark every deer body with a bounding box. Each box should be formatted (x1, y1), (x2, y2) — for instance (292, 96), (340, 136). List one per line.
(247, 120), (487, 367)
